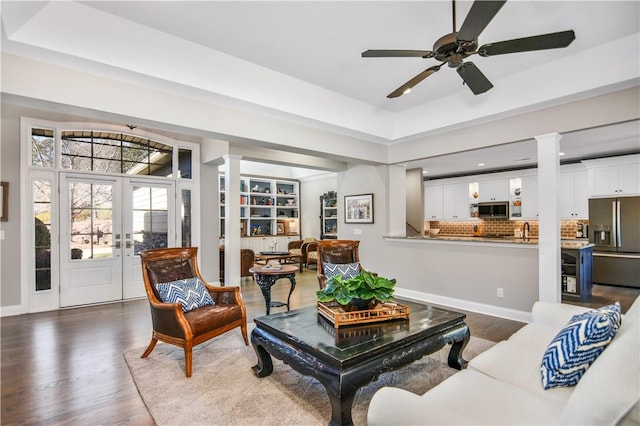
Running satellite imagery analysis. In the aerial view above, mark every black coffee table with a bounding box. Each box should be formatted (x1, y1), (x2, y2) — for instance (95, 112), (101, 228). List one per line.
(250, 301), (469, 426)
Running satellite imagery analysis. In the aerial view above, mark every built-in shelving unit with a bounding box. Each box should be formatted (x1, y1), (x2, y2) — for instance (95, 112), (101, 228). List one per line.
(320, 191), (337, 239)
(219, 175), (299, 238)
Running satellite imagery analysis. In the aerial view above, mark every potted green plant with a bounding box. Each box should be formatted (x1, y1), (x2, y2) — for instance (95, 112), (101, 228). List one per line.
(316, 270), (396, 311)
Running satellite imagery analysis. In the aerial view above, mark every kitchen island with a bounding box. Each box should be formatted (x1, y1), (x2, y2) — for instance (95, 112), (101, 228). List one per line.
(379, 235), (593, 322)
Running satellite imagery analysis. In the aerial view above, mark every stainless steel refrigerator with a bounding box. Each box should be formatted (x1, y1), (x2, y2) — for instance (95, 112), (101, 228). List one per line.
(589, 196), (640, 288)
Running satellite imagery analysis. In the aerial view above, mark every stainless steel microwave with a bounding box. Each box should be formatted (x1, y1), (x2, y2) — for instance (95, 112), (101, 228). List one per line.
(478, 201), (509, 218)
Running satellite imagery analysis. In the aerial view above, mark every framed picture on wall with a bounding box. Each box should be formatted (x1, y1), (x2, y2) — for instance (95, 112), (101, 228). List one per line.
(277, 221), (286, 234)
(344, 193), (374, 224)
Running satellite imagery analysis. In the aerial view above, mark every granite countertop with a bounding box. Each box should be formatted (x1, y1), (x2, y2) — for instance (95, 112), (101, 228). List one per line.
(396, 234), (594, 248)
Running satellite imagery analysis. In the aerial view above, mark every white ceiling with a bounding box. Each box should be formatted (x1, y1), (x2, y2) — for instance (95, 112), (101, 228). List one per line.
(78, 0), (638, 112)
(1, 1), (639, 175)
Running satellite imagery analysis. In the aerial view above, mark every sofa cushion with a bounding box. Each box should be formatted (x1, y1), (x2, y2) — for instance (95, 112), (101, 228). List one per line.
(470, 340), (574, 405)
(560, 304), (639, 425)
(155, 277), (215, 313)
(540, 302), (621, 389)
(368, 369), (564, 425)
(323, 262), (360, 280)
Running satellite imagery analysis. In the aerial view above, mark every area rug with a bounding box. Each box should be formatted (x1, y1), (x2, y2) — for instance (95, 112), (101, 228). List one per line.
(124, 327), (494, 426)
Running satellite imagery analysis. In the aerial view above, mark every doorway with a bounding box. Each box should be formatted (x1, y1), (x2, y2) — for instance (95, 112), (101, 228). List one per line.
(60, 173), (175, 307)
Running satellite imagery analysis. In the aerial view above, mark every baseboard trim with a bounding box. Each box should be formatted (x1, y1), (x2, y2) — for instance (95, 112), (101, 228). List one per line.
(0, 304), (26, 317)
(395, 288), (532, 323)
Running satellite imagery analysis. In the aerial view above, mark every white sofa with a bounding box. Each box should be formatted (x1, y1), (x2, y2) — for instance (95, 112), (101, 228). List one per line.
(368, 296), (640, 425)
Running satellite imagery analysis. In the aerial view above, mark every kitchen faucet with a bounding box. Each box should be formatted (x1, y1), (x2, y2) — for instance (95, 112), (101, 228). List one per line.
(523, 222), (530, 240)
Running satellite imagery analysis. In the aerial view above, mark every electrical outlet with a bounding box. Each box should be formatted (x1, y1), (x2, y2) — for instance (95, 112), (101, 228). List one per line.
(353, 228), (362, 235)
(497, 288), (504, 298)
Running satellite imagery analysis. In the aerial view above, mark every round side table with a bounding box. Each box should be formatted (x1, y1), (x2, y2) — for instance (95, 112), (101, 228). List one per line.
(249, 264), (298, 315)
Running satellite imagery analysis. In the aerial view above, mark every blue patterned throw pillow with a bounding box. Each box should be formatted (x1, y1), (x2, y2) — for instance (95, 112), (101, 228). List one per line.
(540, 302), (621, 389)
(155, 277), (215, 313)
(323, 262), (360, 280)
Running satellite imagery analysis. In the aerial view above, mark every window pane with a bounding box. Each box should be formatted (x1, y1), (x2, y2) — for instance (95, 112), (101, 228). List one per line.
(93, 159), (122, 174)
(60, 131), (173, 176)
(31, 129), (55, 168)
(181, 189), (192, 247)
(178, 149), (192, 179)
(148, 151), (172, 177)
(34, 180), (52, 291)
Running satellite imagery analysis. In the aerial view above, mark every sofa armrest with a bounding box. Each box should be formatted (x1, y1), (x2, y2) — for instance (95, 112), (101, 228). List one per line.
(531, 301), (591, 327)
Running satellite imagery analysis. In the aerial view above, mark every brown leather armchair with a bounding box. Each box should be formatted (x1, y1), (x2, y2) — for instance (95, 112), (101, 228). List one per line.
(315, 240), (362, 289)
(219, 247), (256, 282)
(140, 247), (248, 377)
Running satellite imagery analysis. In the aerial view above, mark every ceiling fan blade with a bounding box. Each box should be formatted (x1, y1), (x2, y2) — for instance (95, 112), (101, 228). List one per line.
(362, 50), (433, 58)
(387, 65), (442, 98)
(456, 62), (493, 95)
(478, 30), (576, 56)
(456, 1), (506, 43)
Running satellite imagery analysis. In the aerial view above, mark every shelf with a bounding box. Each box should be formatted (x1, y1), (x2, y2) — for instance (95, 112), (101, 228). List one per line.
(220, 174), (300, 238)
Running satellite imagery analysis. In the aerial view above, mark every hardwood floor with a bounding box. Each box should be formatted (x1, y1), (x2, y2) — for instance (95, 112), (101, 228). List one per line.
(2, 268), (637, 425)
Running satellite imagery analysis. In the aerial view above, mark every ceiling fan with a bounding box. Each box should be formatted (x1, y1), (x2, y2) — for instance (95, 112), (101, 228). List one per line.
(362, 0), (575, 98)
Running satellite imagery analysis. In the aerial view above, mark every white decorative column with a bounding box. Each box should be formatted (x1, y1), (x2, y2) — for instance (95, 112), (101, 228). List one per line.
(535, 133), (562, 303)
(223, 154), (242, 286)
(388, 164), (408, 236)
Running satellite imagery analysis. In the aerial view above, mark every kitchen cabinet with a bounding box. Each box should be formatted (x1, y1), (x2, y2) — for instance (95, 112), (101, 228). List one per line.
(511, 176), (539, 219)
(443, 183), (470, 219)
(559, 170), (588, 218)
(478, 179), (509, 202)
(584, 154), (640, 197)
(424, 184), (443, 220)
(219, 175), (299, 238)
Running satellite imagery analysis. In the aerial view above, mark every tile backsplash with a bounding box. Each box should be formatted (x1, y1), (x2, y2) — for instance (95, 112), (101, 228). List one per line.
(427, 219), (588, 239)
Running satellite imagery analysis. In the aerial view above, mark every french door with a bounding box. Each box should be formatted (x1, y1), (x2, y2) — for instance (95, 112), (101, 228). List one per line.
(60, 173), (175, 307)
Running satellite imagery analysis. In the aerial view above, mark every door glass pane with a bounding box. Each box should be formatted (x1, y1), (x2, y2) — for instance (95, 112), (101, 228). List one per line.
(181, 189), (192, 247)
(34, 180), (52, 291)
(132, 186), (168, 254)
(69, 182), (114, 259)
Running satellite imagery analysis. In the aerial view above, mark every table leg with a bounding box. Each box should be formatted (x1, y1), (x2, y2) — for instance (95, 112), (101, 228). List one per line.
(250, 328), (274, 377)
(447, 324), (470, 370)
(285, 275), (296, 311)
(253, 274), (277, 315)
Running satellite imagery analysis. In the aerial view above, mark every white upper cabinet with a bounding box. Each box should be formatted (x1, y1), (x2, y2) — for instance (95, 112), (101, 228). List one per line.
(510, 176), (538, 220)
(478, 179), (509, 202)
(443, 183), (470, 219)
(424, 183), (443, 220)
(584, 154), (640, 197)
(559, 170), (588, 218)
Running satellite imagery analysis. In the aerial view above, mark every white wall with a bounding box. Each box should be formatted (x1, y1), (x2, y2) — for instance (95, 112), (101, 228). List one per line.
(336, 163), (538, 321)
(299, 173), (337, 239)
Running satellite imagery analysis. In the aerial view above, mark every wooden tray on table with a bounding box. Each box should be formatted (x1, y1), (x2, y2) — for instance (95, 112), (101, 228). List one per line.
(317, 301), (410, 328)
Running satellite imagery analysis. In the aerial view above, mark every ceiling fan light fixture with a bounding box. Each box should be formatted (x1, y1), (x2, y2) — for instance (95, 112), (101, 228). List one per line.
(403, 88), (412, 95)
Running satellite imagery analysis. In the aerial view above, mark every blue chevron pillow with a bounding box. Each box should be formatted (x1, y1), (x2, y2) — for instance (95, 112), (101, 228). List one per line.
(323, 262), (360, 280)
(541, 302), (621, 389)
(155, 277), (215, 313)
